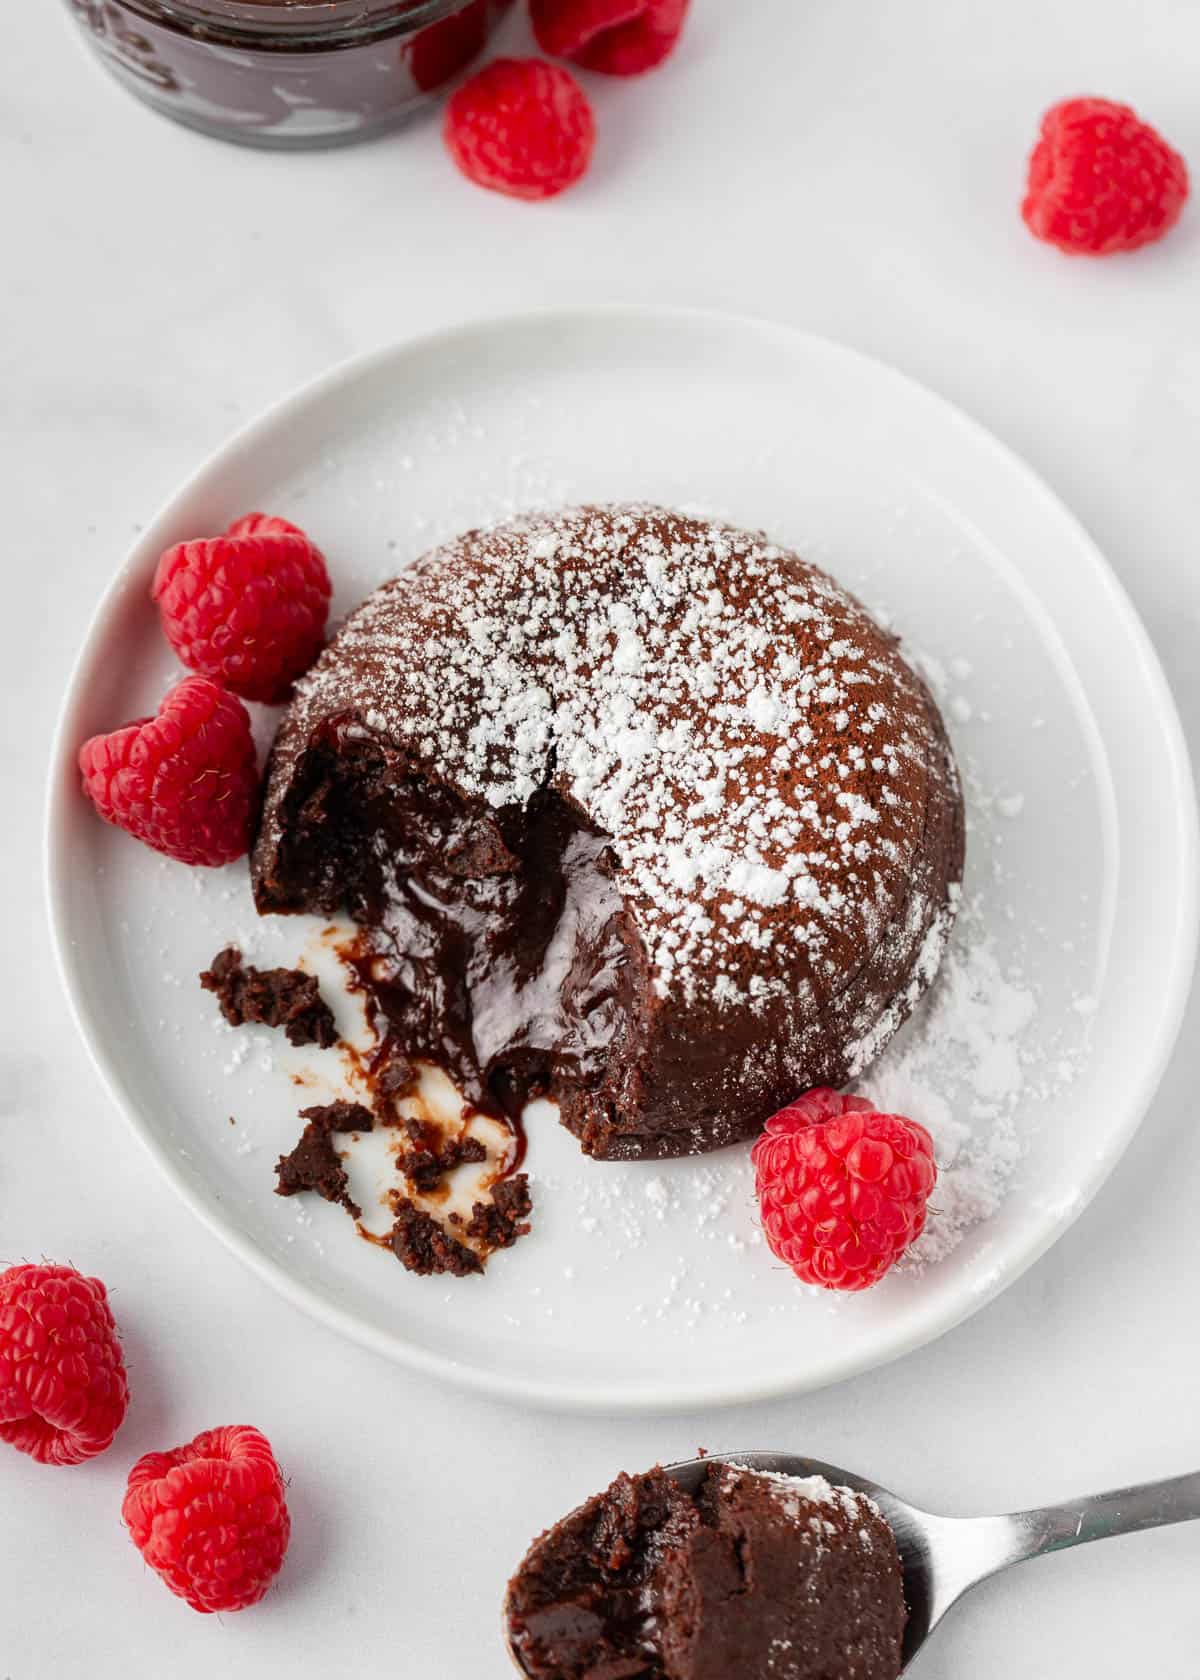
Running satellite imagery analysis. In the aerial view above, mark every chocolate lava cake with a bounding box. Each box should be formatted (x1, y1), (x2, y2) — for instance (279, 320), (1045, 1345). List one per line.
(251, 505), (963, 1160)
(505, 1461), (907, 1680)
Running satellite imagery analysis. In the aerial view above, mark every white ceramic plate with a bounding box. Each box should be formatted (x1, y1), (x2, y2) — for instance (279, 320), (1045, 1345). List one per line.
(46, 310), (1197, 1412)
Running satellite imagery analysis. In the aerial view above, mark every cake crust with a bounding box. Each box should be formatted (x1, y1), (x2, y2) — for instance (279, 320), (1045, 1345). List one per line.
(251, 505), (963, 1160)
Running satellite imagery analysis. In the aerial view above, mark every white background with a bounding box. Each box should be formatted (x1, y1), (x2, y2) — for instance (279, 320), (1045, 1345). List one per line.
(5, 0), (1200, 1674)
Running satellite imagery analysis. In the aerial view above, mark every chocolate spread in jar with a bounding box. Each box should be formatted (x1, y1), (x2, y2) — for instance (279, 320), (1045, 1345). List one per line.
(63, 0), (506, 148)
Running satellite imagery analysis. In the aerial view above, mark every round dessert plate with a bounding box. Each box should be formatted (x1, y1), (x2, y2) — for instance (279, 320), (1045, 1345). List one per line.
(47, 310), (1198, 1411)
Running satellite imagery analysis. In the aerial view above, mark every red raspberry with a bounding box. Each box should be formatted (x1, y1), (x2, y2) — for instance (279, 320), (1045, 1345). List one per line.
(123, 1425), (290, 1613)
(445, 57), (595, 200)
(78, 675), (259, 868)
(151, 513), (330, 704)
(752, 1088), (936, 1292)
(1022, 97), (1189, 255)
(407, 0), (490, 93)
(530, 0), (690, 75)
(0, 1264), (128, 1466)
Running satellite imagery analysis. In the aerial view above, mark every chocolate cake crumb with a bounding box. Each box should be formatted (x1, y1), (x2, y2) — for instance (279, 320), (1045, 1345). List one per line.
(274, 1100), (374, 1217)
(401, 1121), (488, 1193)
(276, 1127), (357, 1216)
(376, 1050), (417, 1100)
(402, 1151), (441, 1193)
(200, 945), (338, 1049)
(299, 1100), (374, 1134)
(465, 1173), (533, 1250)
(389, 1200), (482, 1276)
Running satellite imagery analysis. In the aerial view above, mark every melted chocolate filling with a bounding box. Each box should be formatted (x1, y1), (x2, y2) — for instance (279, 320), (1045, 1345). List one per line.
(266, 721), (641, 1124)
(510, 1469), (700, 1678)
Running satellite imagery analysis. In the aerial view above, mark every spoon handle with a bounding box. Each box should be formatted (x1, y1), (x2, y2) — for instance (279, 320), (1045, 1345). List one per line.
(1005, 1470), (1200, 1563)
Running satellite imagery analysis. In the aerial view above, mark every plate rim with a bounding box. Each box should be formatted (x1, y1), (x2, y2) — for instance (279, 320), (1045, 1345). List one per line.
(44, 305), (1200, 1412)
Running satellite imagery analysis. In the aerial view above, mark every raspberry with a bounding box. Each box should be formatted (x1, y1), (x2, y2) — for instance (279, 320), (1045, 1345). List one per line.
(151, 513), (330, 704)
(0, 1264), (128, 1466)
(444, 57), (595, 200)
(751, 1088), (936, 1292)
(1022, 97), (1189, 255)
(530, 0), (690, 75)
(123, 1425), (290, 1613)
(78, 675), (259, 868)
(407, 0), (490, 93)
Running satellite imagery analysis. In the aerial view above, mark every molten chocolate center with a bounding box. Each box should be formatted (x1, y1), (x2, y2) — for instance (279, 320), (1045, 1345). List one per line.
(270, 719), (640, 1122)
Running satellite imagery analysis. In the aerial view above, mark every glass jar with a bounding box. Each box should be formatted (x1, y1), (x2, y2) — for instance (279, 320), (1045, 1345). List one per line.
(63, 0), (511, 149)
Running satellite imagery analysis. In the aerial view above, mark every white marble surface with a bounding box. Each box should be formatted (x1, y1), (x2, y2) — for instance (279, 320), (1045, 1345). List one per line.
(5, 1), (1200, 1673)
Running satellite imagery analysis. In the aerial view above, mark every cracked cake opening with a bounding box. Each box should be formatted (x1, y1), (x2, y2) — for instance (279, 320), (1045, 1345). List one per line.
(256, 718), (649, 1140)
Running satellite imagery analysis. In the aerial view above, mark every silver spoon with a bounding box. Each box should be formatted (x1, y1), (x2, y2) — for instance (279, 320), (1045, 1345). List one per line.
(505, 1450), (1200, 1675)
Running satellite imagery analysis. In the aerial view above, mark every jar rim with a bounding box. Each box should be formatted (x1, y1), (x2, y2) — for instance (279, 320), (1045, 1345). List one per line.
(106, 0), (480, 48)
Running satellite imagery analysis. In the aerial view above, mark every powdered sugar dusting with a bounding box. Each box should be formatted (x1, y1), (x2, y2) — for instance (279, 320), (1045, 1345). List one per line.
(272, 505), (960, 1027)
(842, 890), (961, 1077)
(720, 1467), (891, 1568)
(729, 1467), (881, 1526)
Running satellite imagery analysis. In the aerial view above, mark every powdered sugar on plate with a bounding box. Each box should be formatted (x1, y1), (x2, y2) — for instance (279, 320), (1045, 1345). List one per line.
(859, 905), (1033, 1272)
